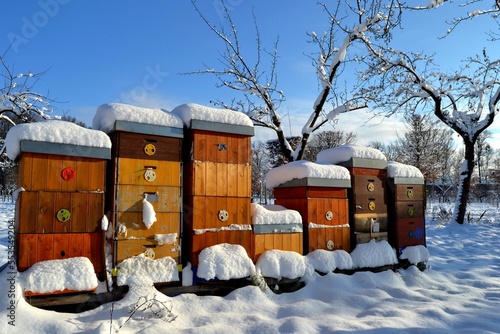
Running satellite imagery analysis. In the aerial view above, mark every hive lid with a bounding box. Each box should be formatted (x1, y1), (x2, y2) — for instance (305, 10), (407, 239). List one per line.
(389, 177), (425, 185)
(113, 120), (183, 138)
(275, 177), (351, 189)
(336, 157), (388, 170)
(20, 140), (111, 159)
(253, 223), (303, 234)
(189, 119), (254, 136)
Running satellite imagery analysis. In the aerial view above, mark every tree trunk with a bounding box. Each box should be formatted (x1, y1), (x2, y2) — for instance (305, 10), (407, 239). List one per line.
(453, 140), (475, 225)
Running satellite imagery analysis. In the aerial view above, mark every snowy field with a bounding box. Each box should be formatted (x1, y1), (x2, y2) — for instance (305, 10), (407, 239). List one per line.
(1, 201), (500, 333)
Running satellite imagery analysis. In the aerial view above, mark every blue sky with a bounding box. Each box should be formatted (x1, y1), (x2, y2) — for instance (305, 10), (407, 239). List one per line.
(2, 1), (499, 147)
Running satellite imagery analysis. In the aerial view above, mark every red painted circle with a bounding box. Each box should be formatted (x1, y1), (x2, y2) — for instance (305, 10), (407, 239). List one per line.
(61, 167), (76, 181)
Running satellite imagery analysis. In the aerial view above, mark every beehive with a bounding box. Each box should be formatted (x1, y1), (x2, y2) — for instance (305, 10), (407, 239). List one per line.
(172, 103), (254, 266)
(13, 129), (111, 277)
(250, 204), (303, 262)
(107, 120), (183, 267)
(268, 160), (352, 254)
(386, 162), (426, 256)
(317, 145), (389, 250)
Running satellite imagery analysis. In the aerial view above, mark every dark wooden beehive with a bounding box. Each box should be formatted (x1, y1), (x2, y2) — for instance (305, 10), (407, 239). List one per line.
(182, 120), (254, 266)
(336, 158), (389, 249)
(273, 177), (351, 254)
(107, 121), (183, 268)
(15, 140), (110, 277)
(387, 174), (426, 256)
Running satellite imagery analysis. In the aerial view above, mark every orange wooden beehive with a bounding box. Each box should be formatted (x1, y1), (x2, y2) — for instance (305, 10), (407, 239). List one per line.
(273, 176), (351, 254)
(250, 204), (303, 262)
(107, 121), (184, 267)
(387, 163), (426, 256)
(14, 139), (110, 277)
(181, 118), (254, 266)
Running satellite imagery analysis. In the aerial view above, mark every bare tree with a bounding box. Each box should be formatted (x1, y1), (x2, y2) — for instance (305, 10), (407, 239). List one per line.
(304, 130), (356, 161)
(251, 141), (272, 203)
(189, 0), (402, 161)
(395, 114), (455, 183)
(359, 48), (500, 224)
(475, 130), (493, 183)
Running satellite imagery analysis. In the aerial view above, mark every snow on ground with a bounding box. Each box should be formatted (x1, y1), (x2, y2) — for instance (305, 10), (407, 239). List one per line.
(1, 202), (500, 333)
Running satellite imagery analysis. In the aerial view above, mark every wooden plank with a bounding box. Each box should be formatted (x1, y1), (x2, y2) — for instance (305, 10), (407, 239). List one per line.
(38, 191), (55, 233)
(308, 226), (350, 252)
(16, 191), (38, 233)
(393, 218), (425, 249)
(351, 193), (388, 215)
(349, 167), (387, 177)
(115, 185), (181, 212)
(114, 132), (182, 161)
(274, 186), (347, 199)
(115, 238), (180, 264)
(17, 152), (33, 189)
(395, 201), (425, 219)
(115, 212), (181, 240)
(37, 234), (54, 263)
(191, 130), (251, 164)
(216, 163), (228, 197)
(54, 192), (72, 233)
(392, 184), (425, 201)
(16, 233), (37, 271)
(31, 154), (49, 190)
(116, 158), (181, 187)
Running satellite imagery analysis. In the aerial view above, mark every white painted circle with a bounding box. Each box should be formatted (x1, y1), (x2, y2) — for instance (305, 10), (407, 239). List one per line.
(144, 169), (157, 182)
(325, 211), (333, 221)
(326, 240), (335, 250)
(218, 210), (229, 222)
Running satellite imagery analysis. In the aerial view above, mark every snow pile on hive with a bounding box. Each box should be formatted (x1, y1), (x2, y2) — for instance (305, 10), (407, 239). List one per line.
(316, 144), (387, 165)
(266, 160), (350, 189)
(400, 245), (429, 265)
(197, 244), (255, 281)
(306, 249), (353, 273)
(350, 239), (398, 268)
(256, 250), (311, 280)
(117, 254), (179, 286)
(92, 103), (183, 132)
(5, 120), (111, 160)
(251, 204), (302, 227)
(171, 103), (253, 127)
(387, 161), (424, 179)
(20, 257), (98, 294)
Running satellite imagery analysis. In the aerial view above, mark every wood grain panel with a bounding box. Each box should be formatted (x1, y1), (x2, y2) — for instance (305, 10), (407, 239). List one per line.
(115, 212), (181, 239)
(17, 153), (106, 192)
(308, 226), (350, 253)
(392, 184), (425, 201)
(116, 158), (181, 186)
(273, 186), (347, 199)
(189, 196), (251, 230)
(190, 130), (251, 164)
(115, 239), (181, 264)
(16, 191), (104, 234)
(115, 185), (181, 212)
(112, 131), (182, 161)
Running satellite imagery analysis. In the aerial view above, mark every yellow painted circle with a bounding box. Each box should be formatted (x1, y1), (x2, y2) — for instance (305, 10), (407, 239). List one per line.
(56, 208), (71, 222)
(368, 201), (376, 211)
(408, 207), (415, 216)
(367, 182), (375, 192)
(144, 143), (156, 156)
(407, 189), (414, 199)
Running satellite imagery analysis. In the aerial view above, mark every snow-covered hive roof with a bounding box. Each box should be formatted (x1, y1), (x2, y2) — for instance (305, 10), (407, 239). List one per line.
(251, 204), (303, 234)
(316, 145), (387, 169)
(387, 161), (425, 184)
(265, 160), (351, 190)
(92, 103), (184, 137)
(5, 120), (112, 160)
(171, 103), (254, 136)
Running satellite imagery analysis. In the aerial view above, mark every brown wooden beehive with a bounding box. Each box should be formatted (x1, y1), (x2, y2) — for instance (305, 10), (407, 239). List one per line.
(387, 174), (426, 256)
(15, 140), (110, 276)
(273, 177), (351, 253)
(107, 121), (183, 267)
(182, 120), (254, 266)
(336, 157), (389, 249)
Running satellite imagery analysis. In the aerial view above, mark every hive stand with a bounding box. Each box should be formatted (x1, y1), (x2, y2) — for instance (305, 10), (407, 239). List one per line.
(15, 140), (110, 280)
(387, 174), (426, 257)
(273, 177), (351, 254)
(182, 119), (254, 267)
(336, 157), (389, 250)
(106, 121), (183, 271)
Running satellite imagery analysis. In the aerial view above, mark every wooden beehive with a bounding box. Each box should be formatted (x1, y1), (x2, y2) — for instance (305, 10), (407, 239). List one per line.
(107, 121), (183, 267)
(273, 177), (351, 253)
(387, 173), (426, 256)
(336, 157), (389, 249)
(182, 120), (254, 266)
(15, 140), (110, 276)
(250, 204), (303, 262)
